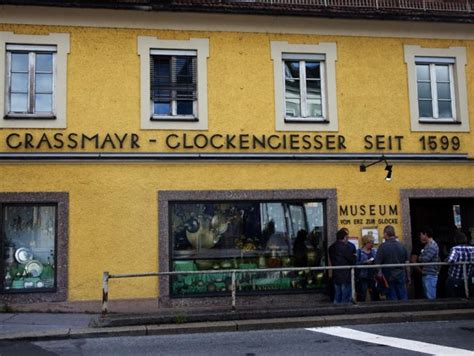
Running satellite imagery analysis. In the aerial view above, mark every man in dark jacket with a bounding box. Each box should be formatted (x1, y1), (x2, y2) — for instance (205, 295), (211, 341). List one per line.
(328, 228), (356, 303)
(375, 225), (410, 301)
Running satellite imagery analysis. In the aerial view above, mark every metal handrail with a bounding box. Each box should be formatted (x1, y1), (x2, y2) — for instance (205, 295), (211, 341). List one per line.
(235, 0), (473, 12)
(101, 261), (472, 316)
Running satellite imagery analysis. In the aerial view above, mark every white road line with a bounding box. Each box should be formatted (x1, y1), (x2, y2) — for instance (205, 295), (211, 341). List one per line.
(306, 326), (474, 356)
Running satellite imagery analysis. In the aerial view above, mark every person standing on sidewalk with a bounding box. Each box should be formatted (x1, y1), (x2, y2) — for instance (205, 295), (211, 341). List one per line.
(445, 231), (474, 298)
(356, 235), (379, 302)
(417, 227), (439, 300)
(375, 225), (410, 301)
(328, 228), (356, 304)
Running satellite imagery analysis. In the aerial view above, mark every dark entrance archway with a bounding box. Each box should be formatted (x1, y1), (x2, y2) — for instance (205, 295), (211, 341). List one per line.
(401, 189), (474, 299)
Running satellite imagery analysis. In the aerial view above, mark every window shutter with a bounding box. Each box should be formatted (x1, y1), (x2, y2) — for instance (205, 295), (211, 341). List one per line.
(150, 55), (197, 102)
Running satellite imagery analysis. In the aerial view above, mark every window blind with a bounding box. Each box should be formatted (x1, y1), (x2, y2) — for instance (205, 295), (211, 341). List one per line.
(150, 55), (197, 101)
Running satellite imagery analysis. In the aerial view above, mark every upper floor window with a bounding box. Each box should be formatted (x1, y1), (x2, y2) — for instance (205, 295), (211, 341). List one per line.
(415, 57), (455, 121)
(404, 45), (469, 133)
(138, 37), (209, 131)
(151, 50), (197, 120)
(6, 44), (56, 118)
(284, 54), (326, 121)
(271, 42), (338, 132)
(0, 32), (70, 129)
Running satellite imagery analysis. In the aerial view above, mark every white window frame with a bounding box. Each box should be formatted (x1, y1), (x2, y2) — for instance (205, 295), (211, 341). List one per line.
(404, 45), (469, 132)
(0, 32), (70, 129)
(416, 58), (456, 121)
(282, 53), (327, 122)
(6, 44), (57, 119)
(138, 37), (209, 130)
(271, 41), (338, 132)
(150, 49), (197, 121)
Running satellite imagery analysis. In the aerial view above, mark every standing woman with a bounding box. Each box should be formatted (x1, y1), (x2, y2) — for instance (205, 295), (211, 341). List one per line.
(356, 235), (379, 302)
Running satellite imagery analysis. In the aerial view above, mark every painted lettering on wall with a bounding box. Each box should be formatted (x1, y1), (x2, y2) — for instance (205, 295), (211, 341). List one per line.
(3, 132), (462, 152)
(339, 204), (399, 225)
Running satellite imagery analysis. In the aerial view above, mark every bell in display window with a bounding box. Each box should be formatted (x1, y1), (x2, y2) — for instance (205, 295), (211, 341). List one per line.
(2, 205), (56, 292)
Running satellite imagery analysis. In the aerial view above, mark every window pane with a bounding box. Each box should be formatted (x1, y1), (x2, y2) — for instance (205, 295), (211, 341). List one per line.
(10, 94), (28, 112)
(286, 99), (301, 117)
(3, 205), (56, 291)
(11, 73), (28, 93)
(36, 54), (53, 73)
(285, 79), (300, 99)
(437, 82), (451, 100)
(418, 100), (433, 117)
(306, 80), (321, 99)
(435, 65), (450, 82)
(176, 57), (192, 76)
(438, 101), (453, 118)
(417, 82), (432, 99)
(307, 101), (322, 118)
(284, 61), (300, 79)
(11, 53), (29, 72)
(35, 94), (52, 112)
(177, 101), (193, 115)
(155, 58), (171, 78)
(416, 64), (430, 81)
(176, 56), (194, 84)
(36, 73), (53, 93)
(305, 62), (321, 79)
(154, 102), (171, 115)
(169, 200), (326, 296)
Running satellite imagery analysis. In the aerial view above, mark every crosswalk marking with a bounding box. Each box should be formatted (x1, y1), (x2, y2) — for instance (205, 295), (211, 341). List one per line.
(306, 326), (474, 356)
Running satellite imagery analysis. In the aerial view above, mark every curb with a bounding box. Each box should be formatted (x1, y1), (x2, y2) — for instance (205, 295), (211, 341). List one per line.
(0, 309), (473, 342)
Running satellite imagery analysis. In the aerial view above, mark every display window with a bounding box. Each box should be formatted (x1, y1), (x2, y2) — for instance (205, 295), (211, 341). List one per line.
(170, 200), (326, 296)
(1, 204), (57, 293)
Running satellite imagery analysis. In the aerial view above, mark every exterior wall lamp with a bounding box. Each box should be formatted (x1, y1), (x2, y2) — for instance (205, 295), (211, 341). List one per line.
(360, 157), (393, 181)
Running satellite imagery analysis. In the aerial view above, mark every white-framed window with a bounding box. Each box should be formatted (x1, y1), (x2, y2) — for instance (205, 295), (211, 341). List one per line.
(6, 44), (56, 118)
(416, 57), (456, 121)
(138, 37), (209, 131)
(150, 50), (197, 120)
(404, 45), (469, 132)
(271, 41), (338, 132)
(0, 32), (70, 129)
(283, 53), (326, 121)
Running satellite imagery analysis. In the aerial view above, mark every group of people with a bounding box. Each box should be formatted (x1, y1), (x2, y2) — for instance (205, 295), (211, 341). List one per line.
(328, 225), (474, 304)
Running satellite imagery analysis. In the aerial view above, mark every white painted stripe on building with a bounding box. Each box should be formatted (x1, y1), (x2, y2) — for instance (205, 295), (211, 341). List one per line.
(306, 326), (474, 356)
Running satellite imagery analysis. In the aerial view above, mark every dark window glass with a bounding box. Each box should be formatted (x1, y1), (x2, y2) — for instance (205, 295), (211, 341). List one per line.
(170, 200), (326, 296)
(177, 101), (193, 115)
(284, 61), (300, 79)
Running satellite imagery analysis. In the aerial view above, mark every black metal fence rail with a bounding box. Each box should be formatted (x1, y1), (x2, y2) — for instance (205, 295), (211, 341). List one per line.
(101, 261), (472, 316)
(228, 0), (472, 12)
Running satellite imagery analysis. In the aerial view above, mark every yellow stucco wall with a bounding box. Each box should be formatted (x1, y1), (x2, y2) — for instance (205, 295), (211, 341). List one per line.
(0, 20), (473, 301)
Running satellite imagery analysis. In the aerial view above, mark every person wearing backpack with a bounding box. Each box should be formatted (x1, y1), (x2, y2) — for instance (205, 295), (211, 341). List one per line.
(356, 235), (379, 302)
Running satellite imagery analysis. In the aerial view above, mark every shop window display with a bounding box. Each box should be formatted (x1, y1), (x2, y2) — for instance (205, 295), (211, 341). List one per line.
(2, 205), (56, 292)
(170, 200), (326, 296)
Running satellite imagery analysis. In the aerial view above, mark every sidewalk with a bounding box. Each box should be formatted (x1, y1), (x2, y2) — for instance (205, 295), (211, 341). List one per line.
(0, 299), (473, 342)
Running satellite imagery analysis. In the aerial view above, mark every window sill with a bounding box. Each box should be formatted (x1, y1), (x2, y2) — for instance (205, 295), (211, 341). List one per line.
(151, 116), (198, 122)
(419, 119), (461, 125)
(4, 114), (56, 120)
(284, 118), (329, 124)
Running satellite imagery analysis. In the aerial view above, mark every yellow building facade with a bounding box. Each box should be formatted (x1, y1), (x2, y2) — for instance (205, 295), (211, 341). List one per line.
(0, 4), (473, 310)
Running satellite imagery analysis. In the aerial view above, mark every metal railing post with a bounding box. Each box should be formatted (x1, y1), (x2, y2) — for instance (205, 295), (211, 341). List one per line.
(231, 270), (237, 311)
(462, 263), (470, 299)
(351, 267), (356, 303)
(102, 271), (110, 317)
